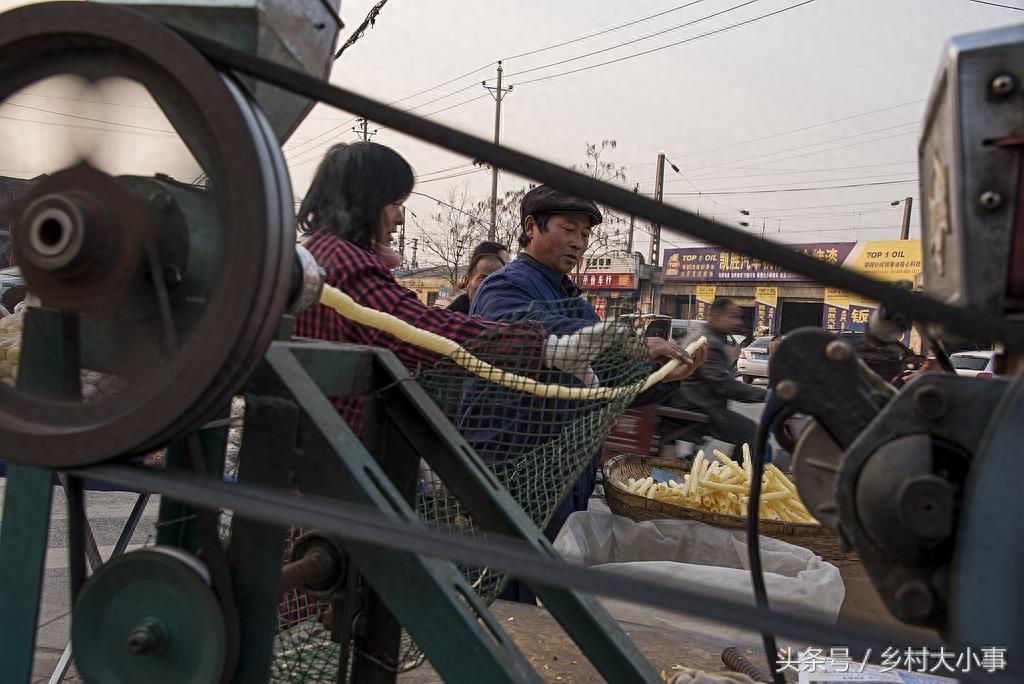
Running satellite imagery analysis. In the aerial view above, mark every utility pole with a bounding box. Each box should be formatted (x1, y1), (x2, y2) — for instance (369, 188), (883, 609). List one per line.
(899, 196), (913, 240)
(398, 218), (406, 266)
(626, 183), (638, 254)
(410, 238), (419, 269)
(353, 117), (378, 142)
(648, 153), (666, 266)
(483, 61), (512, 240)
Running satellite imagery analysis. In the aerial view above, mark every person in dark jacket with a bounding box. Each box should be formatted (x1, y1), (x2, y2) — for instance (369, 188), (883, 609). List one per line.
(668, 297), (766, 456)
(445, 241), (511, 313)
(472, 185), (706, 603)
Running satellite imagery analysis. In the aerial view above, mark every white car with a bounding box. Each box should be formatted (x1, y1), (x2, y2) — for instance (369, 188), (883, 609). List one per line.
(737, 336), (773, 383)
(950, 350), (996, 378)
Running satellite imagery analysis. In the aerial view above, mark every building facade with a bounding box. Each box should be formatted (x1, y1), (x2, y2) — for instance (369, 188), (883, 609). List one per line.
(660, 240), (923, 336)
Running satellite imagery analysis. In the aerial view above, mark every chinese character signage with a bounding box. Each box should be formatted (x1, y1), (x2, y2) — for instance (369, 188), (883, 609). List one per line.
(755, 286), (778, 335)
(822, 288), (849, 332)
(569, 252), (639, 291)
(695, 285), (717, 320)
(569, 271), (637, 290)
(663, 240), (921, 283)
(847, 299), (877, 333)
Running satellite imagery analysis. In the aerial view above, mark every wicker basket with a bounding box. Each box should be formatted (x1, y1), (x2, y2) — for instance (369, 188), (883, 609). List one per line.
(602, 453), (856, 563)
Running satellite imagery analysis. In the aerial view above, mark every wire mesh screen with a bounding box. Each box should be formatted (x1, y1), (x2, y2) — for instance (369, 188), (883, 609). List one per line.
(269, 302), (654, 682)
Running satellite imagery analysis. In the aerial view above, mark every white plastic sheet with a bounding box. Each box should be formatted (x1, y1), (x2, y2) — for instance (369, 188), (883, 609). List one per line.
(553, 510), (845, 646)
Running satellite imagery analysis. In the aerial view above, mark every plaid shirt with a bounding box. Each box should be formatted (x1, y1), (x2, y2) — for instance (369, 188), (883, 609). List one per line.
(293, 231), (545, 433)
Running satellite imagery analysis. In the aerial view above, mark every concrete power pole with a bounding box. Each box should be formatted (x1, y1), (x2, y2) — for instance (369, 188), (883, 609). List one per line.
(353, 117), (378, 142)
(648, 153), (666, 266)
(899, 196), (913, 240)
(626, 183), (638, 254)
(411, 238), (419, 269)
(483, 62), (512, 240)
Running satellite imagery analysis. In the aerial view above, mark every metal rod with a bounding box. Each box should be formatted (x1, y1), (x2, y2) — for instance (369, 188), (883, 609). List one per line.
(178, 30), (1024, 349)
(70, 462), (1022, 684)
(46, 643), (74, 684)
(278, 549), (332, 595)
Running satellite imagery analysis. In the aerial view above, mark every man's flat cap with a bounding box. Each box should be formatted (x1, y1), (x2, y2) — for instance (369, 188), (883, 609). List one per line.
(520, 185), (602, 226)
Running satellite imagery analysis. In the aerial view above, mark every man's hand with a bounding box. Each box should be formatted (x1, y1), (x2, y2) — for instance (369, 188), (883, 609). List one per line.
(645, 337), (708, 382)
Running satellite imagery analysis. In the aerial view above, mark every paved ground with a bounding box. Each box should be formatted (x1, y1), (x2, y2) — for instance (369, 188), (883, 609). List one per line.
(0, 481), (162, 683)
(11, 381), (778, 683)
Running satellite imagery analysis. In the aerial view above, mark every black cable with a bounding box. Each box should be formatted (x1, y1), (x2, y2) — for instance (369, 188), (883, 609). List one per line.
(501, 0), (762, 80)
(966, 0), (1024, 10)
(928, 336), (957, 374)
(664, 178), (917, 196)
(747, 406), (792, 684)
(673, 99), (925, 161)
(181, 28), (1024, 349)
(512, 0), (818, 88)
(502, 0), (712, 61)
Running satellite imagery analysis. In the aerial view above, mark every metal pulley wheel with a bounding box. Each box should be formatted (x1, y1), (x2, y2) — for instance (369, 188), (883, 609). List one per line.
(0, 1), (294, 467)
(71, 546), (228, 684)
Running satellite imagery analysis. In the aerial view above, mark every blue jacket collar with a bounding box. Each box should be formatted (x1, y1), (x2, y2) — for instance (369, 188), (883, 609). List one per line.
(517, 253), (581, 298)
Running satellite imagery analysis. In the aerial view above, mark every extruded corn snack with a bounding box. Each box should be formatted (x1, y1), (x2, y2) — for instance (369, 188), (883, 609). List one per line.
(319, 284), (706, 401)
(616, 445), (817, 524)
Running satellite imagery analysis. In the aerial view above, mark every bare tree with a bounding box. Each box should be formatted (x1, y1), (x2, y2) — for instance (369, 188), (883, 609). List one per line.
(572, 140), (631, 263)
(472, 184), (535, 254)
(418, 185), (487, 288)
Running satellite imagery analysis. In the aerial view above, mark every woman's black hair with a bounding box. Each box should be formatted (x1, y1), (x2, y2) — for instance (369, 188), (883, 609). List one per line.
(297, 142), (415, 248)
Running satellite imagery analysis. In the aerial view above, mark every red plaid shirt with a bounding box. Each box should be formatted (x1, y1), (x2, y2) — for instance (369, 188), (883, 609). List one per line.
(294, 231), (545, 433)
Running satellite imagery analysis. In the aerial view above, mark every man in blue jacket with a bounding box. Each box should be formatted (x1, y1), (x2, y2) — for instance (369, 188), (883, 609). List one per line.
(470, 185), (704, 601)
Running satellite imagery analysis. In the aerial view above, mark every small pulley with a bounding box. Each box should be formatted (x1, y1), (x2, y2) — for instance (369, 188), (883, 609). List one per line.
(71, 546), (229, 684)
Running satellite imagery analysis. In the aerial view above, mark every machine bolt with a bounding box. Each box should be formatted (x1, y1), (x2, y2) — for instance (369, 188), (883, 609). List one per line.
(148, 190), (174, 213)
(126, 618), (167, 655)
(897, 475), (955, 540)
(825, 340), (853, 362)
(894, 581), (935, 623)
(775, 380), (799, 402)
(990, 73), (1016, 97)
(979, 191), (1003, 211)
(913, 385), (948, 420)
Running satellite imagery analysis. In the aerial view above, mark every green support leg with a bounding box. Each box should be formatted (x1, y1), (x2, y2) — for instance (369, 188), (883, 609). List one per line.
(292, 341), (661, 683)
(0, 465), (55, 684)
(227, 395), (295, 684)
(0, 307), (79, 682)
(261, 344), (543, 683)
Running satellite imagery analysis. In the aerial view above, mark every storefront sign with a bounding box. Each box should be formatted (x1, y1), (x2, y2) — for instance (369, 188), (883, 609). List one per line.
(755, 286), (778, 334)
(570, 252), (639, 290)
(695, 285), (717, 320)
(663, 240), (921, 283)
(822, 288), (850, 332)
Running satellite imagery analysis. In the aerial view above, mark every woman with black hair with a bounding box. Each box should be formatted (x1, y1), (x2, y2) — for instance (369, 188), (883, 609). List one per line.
(445, 242), (511, 313)
(294, 143), (549, 435)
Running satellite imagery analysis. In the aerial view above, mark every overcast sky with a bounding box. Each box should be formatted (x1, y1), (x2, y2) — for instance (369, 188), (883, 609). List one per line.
(1, 0), (1021, 260)
(288, 0), (1020, 256)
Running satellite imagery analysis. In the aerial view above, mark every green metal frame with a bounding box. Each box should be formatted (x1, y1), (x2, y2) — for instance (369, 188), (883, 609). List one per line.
(0, 328), (661, 683)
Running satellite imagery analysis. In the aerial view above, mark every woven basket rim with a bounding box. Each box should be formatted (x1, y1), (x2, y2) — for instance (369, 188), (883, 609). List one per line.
(602, 452), (821, 532)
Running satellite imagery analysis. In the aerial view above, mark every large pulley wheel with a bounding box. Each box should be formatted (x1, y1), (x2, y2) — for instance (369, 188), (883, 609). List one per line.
(0, 2), (293, 466)
(71, 547), (228, 684)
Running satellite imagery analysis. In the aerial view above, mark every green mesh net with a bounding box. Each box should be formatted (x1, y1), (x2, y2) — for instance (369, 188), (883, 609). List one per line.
(268, 302), (655, 682)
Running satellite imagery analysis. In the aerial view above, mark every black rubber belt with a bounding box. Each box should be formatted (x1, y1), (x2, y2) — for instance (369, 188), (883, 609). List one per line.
(179, 29), (1024, 351)
(73, 463), (1021, 684)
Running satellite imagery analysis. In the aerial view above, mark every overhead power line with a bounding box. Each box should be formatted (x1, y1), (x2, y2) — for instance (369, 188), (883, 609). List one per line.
(503, 0), (712, 61)
(965, 0), (1024, 10)
(663, 178), (917, 196)
(500, 0), (762, 80)
(510, 0), (819, 88)
(672, 99), (925, 160)
(2, 101), (173, 133)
